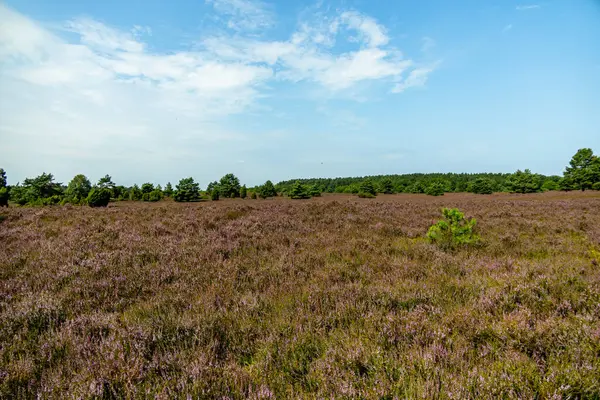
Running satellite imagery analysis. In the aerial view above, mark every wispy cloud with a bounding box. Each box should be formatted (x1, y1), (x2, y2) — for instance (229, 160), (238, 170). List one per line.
(206, 0), (274, 32)
(516, 4), (541, 10)
(502, 24), (513, 33)
(392, 64), (438, 93)
(421, 36), (435, 53)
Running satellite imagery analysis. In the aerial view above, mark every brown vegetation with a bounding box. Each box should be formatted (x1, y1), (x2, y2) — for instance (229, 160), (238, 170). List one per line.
(1, 192), (600, 398)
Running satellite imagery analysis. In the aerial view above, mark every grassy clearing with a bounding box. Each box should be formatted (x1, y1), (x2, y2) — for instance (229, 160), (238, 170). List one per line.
(1, 192), (600, 398)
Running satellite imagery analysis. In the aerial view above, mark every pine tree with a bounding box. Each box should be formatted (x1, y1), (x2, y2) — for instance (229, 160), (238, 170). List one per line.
(505, 169), (543, 194)
(164, 182), (174, 197)
(219, 173), (241, 198)
(564, 148), (600, 191)
(174, 177), (200, 202)
(359, 179), (377, 196)
(289, 181), (310, 199)
(380, 178), (394, 194)
(259, 180), (277, 198)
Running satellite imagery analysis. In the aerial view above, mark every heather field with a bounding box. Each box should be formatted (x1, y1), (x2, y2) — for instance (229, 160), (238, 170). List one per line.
(1, 193), (600, 399)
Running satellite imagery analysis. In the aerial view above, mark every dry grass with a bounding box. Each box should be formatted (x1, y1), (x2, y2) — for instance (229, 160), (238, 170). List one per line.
(1, 192), (600, 399)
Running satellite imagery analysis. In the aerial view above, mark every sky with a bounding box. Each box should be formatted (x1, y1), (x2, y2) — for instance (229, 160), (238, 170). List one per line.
(1, 0), (599, 187)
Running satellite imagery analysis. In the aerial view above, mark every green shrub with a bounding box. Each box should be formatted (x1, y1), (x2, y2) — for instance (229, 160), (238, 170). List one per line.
(219, 173), (241, 198)
(240, 185), (247, 199)
(593, 182), (600, 191)
(142, 190), (163, 202)
(506, 169), (543, 193)
(541, 179), (559, 192)
(309, 185), (321, 197)
(174, 177), (200, 202)
(259, 180), (277, 199)
(87, 188), (111, 208)
(359, 179), (376, 196)
(211, 190), (220, 201)
(425, 182), (445, 196)
(43, 195), (62, 206)
(357, 192), (375, 198)
(141, 183), (154, 194)
(379, 178), (394, 194)
(148, 190), (163, 202)
(0, 187), (8, 207)
(250, 192), (257, 199)
(129, 184), (142, 201)
(65, 174), (92, 201)
(468, 178), (494, 194)
(163, 182), (174, 197)
(290, 181), (310, 199)
(427, 208), (480, 250)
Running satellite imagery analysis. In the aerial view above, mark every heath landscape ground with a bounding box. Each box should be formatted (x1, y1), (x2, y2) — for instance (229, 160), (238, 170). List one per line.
(1, 192), (600, 399)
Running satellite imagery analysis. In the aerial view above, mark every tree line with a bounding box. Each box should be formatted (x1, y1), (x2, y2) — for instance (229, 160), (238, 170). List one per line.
(0, 171), (280, 207)
(276, 148), (600, 196)
(0, 148), (598, 207)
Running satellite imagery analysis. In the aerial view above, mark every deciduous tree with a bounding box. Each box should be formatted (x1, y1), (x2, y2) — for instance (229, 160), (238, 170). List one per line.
(66, 174), (92, 203)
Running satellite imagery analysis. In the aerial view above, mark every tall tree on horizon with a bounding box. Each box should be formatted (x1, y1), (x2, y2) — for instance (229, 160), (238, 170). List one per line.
(564, 148), (600, 191)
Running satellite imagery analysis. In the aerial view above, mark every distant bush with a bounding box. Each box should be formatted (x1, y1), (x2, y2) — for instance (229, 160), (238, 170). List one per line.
(357, 192), (376, 198)
(240, 185), (247, 199)
(593, 182), (600, 191)
(0, 187), (8, 207)
(141, 183), (154, 194)
(163, 182), (174, 197)
(129, 184), (142, 201)
(309, 185), (321, 197)
(211, 190), (220, 201)
(290, 181), (310, 199)
(259, 180), (277, 199)
(250, 192), (257, 199)
(0, 169), (7, 207)
(506, 169), (543, 193)
(43, 195), (62, 206)
(219, 173), (241, 198)
(87, 188), (111, 207)
(145, 190), (163, 202)
(425, 182), (445, 196)
(174, 177), (201, 202)
(359, 179), (376, 197)
(468, 178), (494, 194)
(65, 174), (92, 203)
(379, 178), (394, 194)
(427, 208), (479, 250)
(563, 148), (600, 191)
(541, 179), (559, 192)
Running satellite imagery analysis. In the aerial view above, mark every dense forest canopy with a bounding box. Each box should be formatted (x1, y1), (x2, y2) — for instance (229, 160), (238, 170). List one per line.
(1, 148), (599, 207)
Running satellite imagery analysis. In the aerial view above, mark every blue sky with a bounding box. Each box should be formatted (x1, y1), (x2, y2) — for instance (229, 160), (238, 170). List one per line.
(1, 0), (599, 187)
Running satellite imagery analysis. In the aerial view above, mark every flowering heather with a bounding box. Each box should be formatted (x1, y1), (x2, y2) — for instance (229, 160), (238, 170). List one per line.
(1, 192), (600, 399)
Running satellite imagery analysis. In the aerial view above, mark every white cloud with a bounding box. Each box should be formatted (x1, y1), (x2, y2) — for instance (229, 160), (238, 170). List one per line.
(201, 9), (426, 91)
(0, 2), (437, 184)
(502, 24), (513, 33)
(516, 5), (541, 10)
